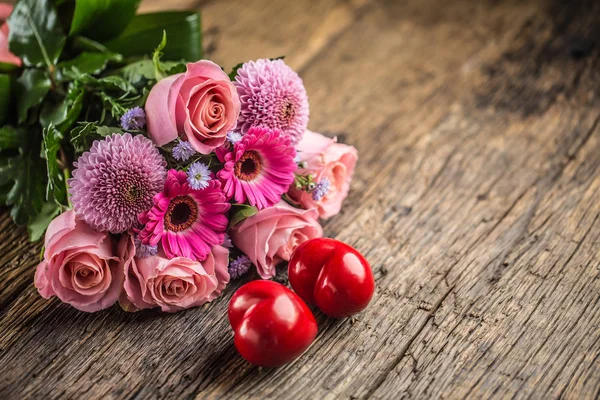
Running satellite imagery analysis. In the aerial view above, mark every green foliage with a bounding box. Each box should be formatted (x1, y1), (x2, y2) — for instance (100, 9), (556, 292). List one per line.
(0, 126), (26, 151)
(69, 0), (141, 41)
(119, 59), (156, 85)
(229, 204), (259, 228)
(0, 138), (47, 226)
(0, 74), (12, 125)
(58, 51), (123, 75)
(0, 62), (19, 74)
(1, 1), (205, 242)
(152, 31), (168, 81)
(28, 202), (60, 241)
(70, 122), (121, 154)
(0, 126), (59, 240)
(229, 62), (244, 81)
(15, 69), (51, 124)
(43, 124), (67, 205)
(40, 83), (85, 133)
(104, 11), (202, 61)
(7, 0), (65, 68)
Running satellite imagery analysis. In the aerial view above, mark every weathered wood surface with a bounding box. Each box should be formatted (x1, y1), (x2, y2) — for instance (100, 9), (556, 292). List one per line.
(2, 0), (600, 398)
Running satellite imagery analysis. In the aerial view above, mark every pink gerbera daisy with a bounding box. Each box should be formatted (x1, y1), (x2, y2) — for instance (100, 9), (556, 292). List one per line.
(217, 126), (297, 209)
(137, 170), (230, 261)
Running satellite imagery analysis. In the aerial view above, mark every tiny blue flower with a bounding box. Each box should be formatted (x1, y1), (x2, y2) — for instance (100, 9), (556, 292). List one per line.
(227, 130), (243, 144)
(135, 236), (158, 258)
(187, 162), (211, 190)
(229, 255), (252, 279)
(172, 140), (196, 162)
(120, 107), (146, 130)
(312, 177), (331, 201)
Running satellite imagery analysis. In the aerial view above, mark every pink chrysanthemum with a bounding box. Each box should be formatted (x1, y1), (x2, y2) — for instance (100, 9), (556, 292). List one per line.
(234, 59), (309, 144)
(137, 170), (230, 261)
(69, 134), (167, 234)
(217, 127), (297, 209)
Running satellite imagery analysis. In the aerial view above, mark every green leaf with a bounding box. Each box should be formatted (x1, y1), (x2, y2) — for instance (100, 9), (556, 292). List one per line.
(0, 74), (12, 125)
(0, 126), (26, 151)
(28, 201), (60, 241)
(229, 204), (258, 228)
(119, 59), (155, 84)
(152, 31), (168, 81)
(70, 122), (123, 154)
(58, 51), (123, 75)
(40, 84), (85, 132)
(58, 89), (85, 132)
(165, 62), (186, 75)
(70, 0), (141, 41)
(97, 75), (135, 93)
(104, 11), (202, 61)
(70, 121), (97, 153)
(72, 36), (111, 53)
(0, 150), (47, 225)
(42, 124), (66, 205)
(15, 68), (52, 124)
(70, 72), (135, 93)
(96, 125), (123, 136)
(228, 62), (244, 81)
(7, 0), (66, 68)
(0, 62), (19, 74)
(40, 101), (67, 129)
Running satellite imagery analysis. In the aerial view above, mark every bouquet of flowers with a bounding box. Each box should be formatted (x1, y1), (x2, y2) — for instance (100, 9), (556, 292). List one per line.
(1, 0), (357, 313)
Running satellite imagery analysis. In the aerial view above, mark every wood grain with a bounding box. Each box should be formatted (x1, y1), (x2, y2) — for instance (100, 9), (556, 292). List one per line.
(2, 0), (600, 398)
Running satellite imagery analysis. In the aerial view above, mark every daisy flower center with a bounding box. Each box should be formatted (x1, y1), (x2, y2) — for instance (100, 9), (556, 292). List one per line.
(280, 99), (295, 124)
(124, 183), (143, 203)
(164, 195), (199, 232)
(235, 150), (262, 181)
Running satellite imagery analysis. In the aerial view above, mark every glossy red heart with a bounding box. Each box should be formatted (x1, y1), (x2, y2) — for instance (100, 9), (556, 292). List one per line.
(288, 238), (375, 318)
(228, 280), (318, 367)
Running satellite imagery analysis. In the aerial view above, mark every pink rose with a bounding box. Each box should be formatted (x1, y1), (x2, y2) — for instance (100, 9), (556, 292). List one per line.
(120, 233), (230, 313)
(34, 210), (123, 312)
(288, 130), (358, 219)
(145, 60), (240, 154)
(230, 201), (323, 279)
(0, 4), (21, 67)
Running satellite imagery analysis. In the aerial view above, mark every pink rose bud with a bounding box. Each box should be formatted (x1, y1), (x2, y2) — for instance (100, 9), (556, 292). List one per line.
(288, 130), (358, 219)
(34, 211), (123, 312)
(145, 60), (240, 154)
(0, 4), (22, 67)
(120, 232), (230, 313)
(230, 201), (323, 279)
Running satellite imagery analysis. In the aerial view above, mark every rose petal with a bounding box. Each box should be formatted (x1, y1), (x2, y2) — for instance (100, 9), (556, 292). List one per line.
(145, 74), (182, 146)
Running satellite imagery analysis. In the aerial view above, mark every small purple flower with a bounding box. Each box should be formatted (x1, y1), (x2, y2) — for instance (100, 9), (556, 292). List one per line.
(229, 255), (252, 279)
(222, 233), (233, 248)
(172, 139), (196, 162)
(120, 107), (146, 130)
(227, 130), (243, 144)
(187, 162), (211, 190)
(135, 236), (158, 258)
(312, 177), (331, 201)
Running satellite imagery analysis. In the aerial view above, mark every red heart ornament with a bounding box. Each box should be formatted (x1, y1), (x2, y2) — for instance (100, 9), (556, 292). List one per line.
(228, 280), (318, 367)
(288, 238), (375, 318)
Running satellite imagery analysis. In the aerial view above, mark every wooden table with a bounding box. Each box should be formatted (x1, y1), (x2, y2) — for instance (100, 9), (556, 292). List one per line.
(2, 0), (600, 398)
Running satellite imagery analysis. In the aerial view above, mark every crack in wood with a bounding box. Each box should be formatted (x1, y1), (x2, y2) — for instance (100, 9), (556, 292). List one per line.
(363, 285), (455, 399)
